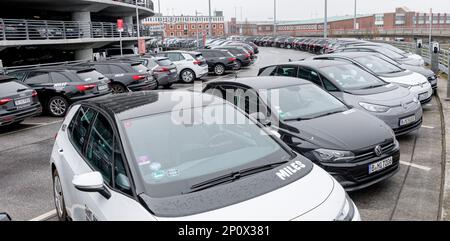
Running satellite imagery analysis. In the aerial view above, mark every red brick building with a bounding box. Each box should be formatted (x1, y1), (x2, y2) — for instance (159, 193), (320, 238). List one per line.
(143, 12), (225, 37)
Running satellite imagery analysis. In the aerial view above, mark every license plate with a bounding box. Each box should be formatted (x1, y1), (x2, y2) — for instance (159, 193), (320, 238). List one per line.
(418, 92), (429, 101)
(15, 98), (31, 106)
(170, 69), (177, 73)
(98, 85), (108, 91)
(369, 157), (393, 174)
(400, 115), (416, 126)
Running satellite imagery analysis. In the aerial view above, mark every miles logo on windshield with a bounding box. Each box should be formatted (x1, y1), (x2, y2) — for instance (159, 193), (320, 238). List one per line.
(276, 161), (306, 181)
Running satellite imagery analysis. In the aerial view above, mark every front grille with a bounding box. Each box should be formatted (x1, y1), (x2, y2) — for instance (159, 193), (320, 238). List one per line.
(353, 139), (396, 161)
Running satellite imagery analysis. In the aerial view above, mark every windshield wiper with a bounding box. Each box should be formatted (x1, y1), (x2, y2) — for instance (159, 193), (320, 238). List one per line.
(362, 84), (384, 89)
(313, 110), (345, 119)
(283, 116), (314, 122)
(184, 160), (289, 194)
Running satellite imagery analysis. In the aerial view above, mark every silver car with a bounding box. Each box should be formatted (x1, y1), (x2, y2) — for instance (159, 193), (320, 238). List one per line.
(258, 60), (423, 136)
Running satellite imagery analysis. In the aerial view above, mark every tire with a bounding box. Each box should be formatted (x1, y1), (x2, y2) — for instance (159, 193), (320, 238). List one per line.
(214, 64), (226, 76)
(234, 60), (242, 70)
(53, 169), (68, 221)
(162, 83), (173, 89)
(180, 69), (196, 83)
(111, 83), (127, 94)
(47, 96), (69, 117)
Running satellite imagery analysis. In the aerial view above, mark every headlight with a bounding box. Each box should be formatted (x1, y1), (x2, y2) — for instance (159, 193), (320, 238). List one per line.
(359, 102), (390, 113)
(335, 195), (355, 221)
(312, 149), (355, 162)
(412, 97), (420, 104)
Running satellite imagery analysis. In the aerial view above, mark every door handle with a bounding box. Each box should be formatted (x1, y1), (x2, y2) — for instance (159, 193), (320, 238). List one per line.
(58, 148), (64, 155)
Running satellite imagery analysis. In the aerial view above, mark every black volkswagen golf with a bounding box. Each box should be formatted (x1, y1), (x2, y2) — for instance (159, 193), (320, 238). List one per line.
(203, 76), (401, 191)
(0, 75), (42, 126)
(9, 67), (111, 117)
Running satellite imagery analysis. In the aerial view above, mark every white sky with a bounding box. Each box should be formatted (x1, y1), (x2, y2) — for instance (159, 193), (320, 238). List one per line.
(155, 0), (450, 21)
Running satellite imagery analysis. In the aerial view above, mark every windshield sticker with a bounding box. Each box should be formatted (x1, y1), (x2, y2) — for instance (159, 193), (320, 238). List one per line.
(152, 170), (165, 180)
(124, 121), (133, 128)
(150, 162), (162, 171)
(342, 109), (356, 115)
(276, 161), (307, 181)
(137, 156), (150, 166)
(166, 169), (179, 177)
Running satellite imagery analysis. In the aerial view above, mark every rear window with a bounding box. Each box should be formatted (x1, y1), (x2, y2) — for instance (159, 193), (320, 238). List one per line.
(77, 70), (106, 82)
(0, 80), (28, 96)
(157, 59), (173, 66)
(131, 64), (148, 73)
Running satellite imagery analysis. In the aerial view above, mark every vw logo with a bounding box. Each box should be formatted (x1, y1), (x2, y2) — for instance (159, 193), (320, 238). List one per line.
(374, 145), (383, 157)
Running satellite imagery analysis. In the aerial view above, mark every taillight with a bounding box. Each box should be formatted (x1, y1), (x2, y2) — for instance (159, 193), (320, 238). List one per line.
(76, 84), (97, 91)
(245, 54), (251, 59)
(132, 75), (146, 81)
(154, 67), (169, 72)
(0, 98), (12, 105)
(193, 60), (202, 65)
(32, 90), (38, 97)
(228, 57), (236, 62)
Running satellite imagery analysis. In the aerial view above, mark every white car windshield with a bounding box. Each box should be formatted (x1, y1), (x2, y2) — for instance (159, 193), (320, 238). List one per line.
(322, 63), (386, 90)
(354, 56), (404, 75)
(122, 104), (292, 197)
(267, 84), (347, 121)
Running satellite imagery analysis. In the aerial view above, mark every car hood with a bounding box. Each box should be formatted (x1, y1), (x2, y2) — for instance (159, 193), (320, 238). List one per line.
(380, 71), (429, 85)
(344, 84), (414, 106)
(144, 162), (339, 221)
(398, 57), (423, 66)
(406, 53), (424, 61)
(400, 64), (435, 78)
(285, 109), (392, 151)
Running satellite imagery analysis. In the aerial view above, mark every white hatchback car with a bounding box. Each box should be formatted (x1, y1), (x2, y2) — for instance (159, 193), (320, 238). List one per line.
(312, 53), (433, 104)
(50, 91), (360, 221)
(159, 51), (209, 83)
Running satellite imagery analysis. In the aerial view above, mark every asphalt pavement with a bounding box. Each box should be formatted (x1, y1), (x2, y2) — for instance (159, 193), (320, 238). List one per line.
(0, 47), (446, 221)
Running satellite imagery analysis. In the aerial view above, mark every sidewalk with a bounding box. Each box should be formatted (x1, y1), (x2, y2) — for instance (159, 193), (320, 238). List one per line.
(437, 76), (450, 220)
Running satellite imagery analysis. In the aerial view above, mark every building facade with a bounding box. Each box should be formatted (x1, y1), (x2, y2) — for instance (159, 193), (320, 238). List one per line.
(143, 12), (226, 37)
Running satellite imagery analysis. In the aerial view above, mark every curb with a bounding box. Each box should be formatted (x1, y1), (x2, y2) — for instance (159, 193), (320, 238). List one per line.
(438, 77), (450, 221)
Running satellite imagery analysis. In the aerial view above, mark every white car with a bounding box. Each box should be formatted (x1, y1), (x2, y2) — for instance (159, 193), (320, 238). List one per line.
(50, 91), (360, 221)
(159, 51), (209, 83)
(312, 53), (433, 104)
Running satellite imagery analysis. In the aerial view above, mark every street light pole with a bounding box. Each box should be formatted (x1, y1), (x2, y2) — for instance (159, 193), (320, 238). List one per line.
(158, 0), (161, 14)
(354, 0), (357, 30)
(429, 8), (433, 46)
(136, 0), (141, 43)
(208, 0), (213, 37)
(196, 10), (200, 49)
(324, 0), (328, 38)
(273, 0), (277, 36)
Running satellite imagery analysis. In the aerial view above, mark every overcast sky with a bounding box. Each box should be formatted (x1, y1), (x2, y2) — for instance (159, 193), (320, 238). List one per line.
(156, 0), (450, 21)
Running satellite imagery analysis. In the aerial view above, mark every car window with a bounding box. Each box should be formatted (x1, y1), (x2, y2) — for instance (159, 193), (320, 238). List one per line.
(9, 72), (27, 81)
(113, 136), (132, 195)
(354, 56), (403, 74)
(234, 88), (268, 117)
(93, 65), (110, 74)
(0, 80), (29, 95)
(275, 65), (298, 77)
(50, 72), (70, 83)
(322, 76), (339, 91)
(157, 59), (172, 66)
(298, 67), (322, 87)
(85, 114), (113, 184)
(77, 70), (105, 82)
(110, 65), (126, 74)
(25, 72), (50, 84)
(69, 107), (97, 152)
(167, 53), (183, 62)
(322, 63), (386, 90)
(258, 66), (277, 76)
(146, 59), (158, 69)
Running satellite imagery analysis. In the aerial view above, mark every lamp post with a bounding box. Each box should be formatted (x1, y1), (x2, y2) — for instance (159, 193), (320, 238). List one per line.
(208, 0), (213, 37)
(273, 0), (277, 35)
(354, 0), (357, 30)
(135, 0), (141, 43)
(324, 0), (328, 38)
(196, 10), (201, 49)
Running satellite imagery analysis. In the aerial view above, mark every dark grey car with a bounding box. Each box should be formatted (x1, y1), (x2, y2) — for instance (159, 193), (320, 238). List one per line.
(0, 75), (42, 126)
(203, 76), (400, 191)
(198, 49), (237, 75)
(142, 56), (178, 88)
(77, 61), (157, 93)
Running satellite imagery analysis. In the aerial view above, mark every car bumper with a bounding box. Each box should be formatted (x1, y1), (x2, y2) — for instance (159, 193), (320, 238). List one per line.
(0, 104), (42, 126)
(195, 66), (209, 78)
(409, 84), (433, 104)
(128, 80), (158, 91)
(319, 144), (400, 192)
(155, 73), (178, 86)
(70, 90), (111, 102)
(367, 103), (423, 136)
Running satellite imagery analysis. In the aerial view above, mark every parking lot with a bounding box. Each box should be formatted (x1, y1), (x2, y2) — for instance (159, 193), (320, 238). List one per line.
(0, 47), (446, 221)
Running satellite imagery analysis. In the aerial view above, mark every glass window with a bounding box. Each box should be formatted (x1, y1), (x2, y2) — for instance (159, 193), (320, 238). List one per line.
(354, 56), (403, 75)
(110, 65), (125, 74)
(298, 67), (322, 87)
(25, 72), (50, 84)
(69, 107), (97, 152)
(93, 65), (110, 74)
(85, 114), (113, 184)
(322, 77), (339, 92)
(167, 53), (183, 62)
(131, 64), (148, 73)
(122, 104), (291, 198)
(157, 59), (173, 66)
(275, 65), (298, 77)
(77, 70), (106, 82)
(267, 84), (347, 121)
(50, 72), (70, 83)
(321, 63), (386, 90)
(258, 66), (277, 76)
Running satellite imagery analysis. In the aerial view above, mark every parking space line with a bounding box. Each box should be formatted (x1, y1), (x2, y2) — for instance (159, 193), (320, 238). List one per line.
(400, 161), (432, 171)
(0, 120), (62, 137)
(29, 209), (57, 221)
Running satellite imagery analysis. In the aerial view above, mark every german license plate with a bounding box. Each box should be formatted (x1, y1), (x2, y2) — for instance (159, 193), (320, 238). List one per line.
(418, 92), (429, 101)
(400, 115), (416, 126)
(15, 98), (31, 106)
(170, 69), (177, 73)
(98, 84), (108, 91)
(369, 157), (393, 174)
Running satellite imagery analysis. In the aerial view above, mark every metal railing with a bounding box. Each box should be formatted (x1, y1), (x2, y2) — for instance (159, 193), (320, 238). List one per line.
(113, 0), (154, 10)
(0, 18), (153, 41)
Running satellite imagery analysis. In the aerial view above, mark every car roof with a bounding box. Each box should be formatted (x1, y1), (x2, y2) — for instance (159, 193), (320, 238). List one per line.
(314, 52), (378, 59)
(79, 90), (225, 121)
(208, 76), (311, 90)
(275, 59), (350, 68)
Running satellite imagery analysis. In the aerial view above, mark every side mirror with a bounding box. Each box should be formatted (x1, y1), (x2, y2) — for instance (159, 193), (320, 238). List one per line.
(0, 213), (12, 221)
(249, 112), (271, 126)
(72, 172), (111, 199)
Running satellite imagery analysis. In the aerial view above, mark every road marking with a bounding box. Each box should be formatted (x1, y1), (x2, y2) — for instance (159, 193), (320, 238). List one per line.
(422, 125), (435, 129)
(29, 209), (57, 221)
(0, 120), (62, 137)
(400, 161), (432, 171)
